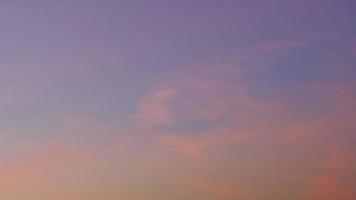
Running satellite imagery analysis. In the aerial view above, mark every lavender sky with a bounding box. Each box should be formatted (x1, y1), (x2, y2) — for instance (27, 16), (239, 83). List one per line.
(1, 1), (356, 199)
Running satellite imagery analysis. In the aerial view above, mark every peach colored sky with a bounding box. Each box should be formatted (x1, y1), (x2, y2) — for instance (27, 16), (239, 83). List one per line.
(0, 1), (355, 199)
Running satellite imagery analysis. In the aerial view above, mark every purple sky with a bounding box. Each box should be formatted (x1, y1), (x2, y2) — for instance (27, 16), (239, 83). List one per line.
(0, 1), (356, 199)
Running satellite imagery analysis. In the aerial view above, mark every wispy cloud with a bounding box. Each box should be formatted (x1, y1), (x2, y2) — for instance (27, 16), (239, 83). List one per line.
(132, 88), (176, 128)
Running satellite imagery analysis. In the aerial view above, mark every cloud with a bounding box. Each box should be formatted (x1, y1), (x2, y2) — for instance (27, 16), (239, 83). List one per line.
(308, 174), (356, 200)
(132, 88), (176, 128)
(251, 38), (304, 54)
(307, 144), (356, 200)
(130, 60), (288, 158)
(154, 128), (259, 158)
(324, 144), (354, 170)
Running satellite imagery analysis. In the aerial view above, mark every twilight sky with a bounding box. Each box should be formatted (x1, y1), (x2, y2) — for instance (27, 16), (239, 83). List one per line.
(0, 1), (356, 199)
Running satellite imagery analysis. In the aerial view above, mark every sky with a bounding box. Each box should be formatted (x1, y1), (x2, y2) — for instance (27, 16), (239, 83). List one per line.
(0, 0), (356, 199)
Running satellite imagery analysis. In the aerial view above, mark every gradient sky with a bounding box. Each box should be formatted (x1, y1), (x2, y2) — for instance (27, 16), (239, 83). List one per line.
(1, 1), (356, 199)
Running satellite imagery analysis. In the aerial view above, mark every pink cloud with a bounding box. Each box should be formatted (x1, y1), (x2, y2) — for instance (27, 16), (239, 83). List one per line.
(307, 143), (356, 200)
(252, 38), (303, 54)
(154, 128), (259, 158)
(308, 175), (356, 200)
(131, 61), (290, 158)
(324, 144), (354, 170)
(132, 88), (176, 128)
(156, 65), (267, 123)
